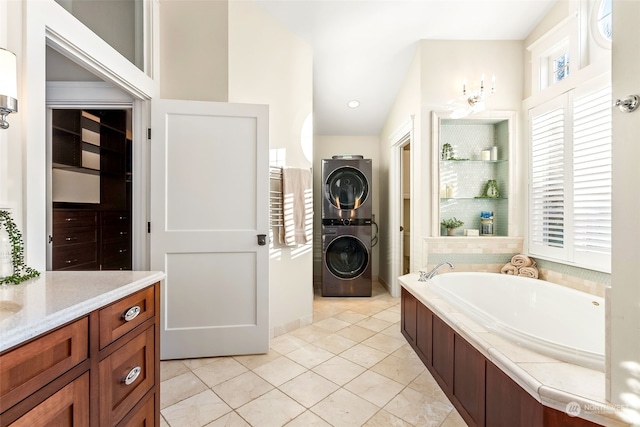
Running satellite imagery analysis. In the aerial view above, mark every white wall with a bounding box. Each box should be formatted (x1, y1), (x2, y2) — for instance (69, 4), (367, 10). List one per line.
(313, 136), (380, 285)
(228, 0), (314, 336)
(378, 49), (421, 289)
(159, 0), (229, 101)
(378, 40), (524, 291)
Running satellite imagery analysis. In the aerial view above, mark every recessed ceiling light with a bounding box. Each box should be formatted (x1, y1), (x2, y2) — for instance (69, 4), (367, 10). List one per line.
(347, 100), (360, 108)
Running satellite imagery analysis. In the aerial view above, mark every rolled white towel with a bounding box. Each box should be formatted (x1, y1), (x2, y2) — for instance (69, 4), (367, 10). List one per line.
(501, 263), (518, 275)
(511, 254), (535, 268)
(518, 266), (539, 279)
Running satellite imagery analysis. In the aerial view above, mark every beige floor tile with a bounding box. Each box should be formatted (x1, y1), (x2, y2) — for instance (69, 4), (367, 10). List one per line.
(284, 410), (332, 426)
(183, 357), (220, 370)
(253, 356), (307, 386)
(161, 360), (190, 382)
(355, 317), (394, 332)
(236, 389), (305, 427)
(160, 371), (208, 409)
(335, 324), (377, 342)
(204, 411), (250, 426)
(233, 350), (282, 370)
(350, 303), (387, 317)
(311, 388), (379, 427)
(387, 304), (401, 313)
(379, 323), (404, 339)
(440, 409), (469, 427)
(288, 324), (331, 343)
(192, 357), (249, 388)
(363, 409), (413, 426)
(362, 333), (407, 354)
(312, 356), (367, 386)
(313, 317), (351, 332)
(285, 344), (335, 369)
(392, 343), (421, 360)
(212, 371), (274, 409)
(280, 371), (339, 408)
(407, 371), (450, 404)
(340, 343), (388, 368)
(270, 334), (309, 355)
(313, 333), (358, 354)
(371, 354), (425, 385)
(161, 389), (231, 427)
(384, 387), (453, 427)
(344, 370), (405, 407)
(160, 415), (170, 427)
(333, 310), (369, 324)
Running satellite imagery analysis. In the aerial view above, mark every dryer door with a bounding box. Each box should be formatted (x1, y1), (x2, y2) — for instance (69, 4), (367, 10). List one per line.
(325, 235), (369, 279)
(325, 166), (369, 211)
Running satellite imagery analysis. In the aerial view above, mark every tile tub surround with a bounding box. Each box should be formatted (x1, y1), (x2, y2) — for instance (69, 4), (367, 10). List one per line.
(400, 273), (634, 427)
(423, 236), (609, 297)
(0, 270), (166, 353)
(159, 281), (468, 427)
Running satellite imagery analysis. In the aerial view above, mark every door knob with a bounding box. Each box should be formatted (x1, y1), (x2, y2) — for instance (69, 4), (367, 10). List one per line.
(257, 234), (267, 246)
(615, 95), (639, 113)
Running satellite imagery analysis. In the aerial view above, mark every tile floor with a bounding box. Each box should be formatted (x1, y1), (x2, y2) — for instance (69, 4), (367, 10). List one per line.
(159, 282), (467, 427)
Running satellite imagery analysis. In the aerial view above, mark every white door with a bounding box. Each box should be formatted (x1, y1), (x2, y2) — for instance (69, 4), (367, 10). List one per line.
(150, 99), (269, 360)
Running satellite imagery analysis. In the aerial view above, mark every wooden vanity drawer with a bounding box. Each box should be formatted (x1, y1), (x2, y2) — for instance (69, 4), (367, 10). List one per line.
(115, 392), (155, 427)
(99, 286), (155, 349)
(0, 318), (89, 413)
(99, 326), (155, 426)
(7, 372), (89, 427)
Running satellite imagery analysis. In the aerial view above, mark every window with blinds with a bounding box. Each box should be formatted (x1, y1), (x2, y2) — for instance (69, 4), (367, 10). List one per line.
(573, 86), (612, 263)
(528, 82), (612, 272)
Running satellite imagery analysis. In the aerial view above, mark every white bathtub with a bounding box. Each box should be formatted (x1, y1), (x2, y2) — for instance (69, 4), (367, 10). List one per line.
(424, 272), (604, 370)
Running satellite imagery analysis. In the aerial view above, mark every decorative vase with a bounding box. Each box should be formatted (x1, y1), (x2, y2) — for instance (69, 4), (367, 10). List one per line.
(485, 180), (500, 198)
(447, 228), (456, 236)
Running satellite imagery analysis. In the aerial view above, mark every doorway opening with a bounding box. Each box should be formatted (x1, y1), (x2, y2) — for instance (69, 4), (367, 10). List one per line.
(49, 107), (133, 271)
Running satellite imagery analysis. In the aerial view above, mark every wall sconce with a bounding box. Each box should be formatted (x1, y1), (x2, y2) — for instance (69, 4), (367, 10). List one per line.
(463, 74), (495, 107)
(0, 48), (18, 130)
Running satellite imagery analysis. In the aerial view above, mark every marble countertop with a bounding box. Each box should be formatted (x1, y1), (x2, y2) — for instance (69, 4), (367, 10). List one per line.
(0, 271), (165, 353)
(400, 272), (633, 427)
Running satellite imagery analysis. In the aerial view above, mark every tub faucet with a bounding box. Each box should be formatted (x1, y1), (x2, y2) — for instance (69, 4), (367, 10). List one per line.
(424, 261), (454, 280)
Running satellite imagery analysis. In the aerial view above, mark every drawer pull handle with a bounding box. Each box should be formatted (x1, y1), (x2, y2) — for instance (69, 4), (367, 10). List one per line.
(65, 259), (78, 264)
(123, 305), (141, 322)
(123, 366), (142, 386)
(119, 249), (128, 253)
(65, 218), (77, 222)
(65, 237), (77, 241)
(119, 231), (128, 236)
(119, 216), (127, 220)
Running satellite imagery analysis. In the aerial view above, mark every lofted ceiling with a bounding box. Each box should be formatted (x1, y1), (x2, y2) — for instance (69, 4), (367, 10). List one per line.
(253, 0), (558, 136)
(46, 0), (559, 136)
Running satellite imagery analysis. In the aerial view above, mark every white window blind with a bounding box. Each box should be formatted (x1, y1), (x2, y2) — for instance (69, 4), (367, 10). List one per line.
(528, 81), (612, 272)
(530, 104), (566, 254)
(573, 86), (612, 262)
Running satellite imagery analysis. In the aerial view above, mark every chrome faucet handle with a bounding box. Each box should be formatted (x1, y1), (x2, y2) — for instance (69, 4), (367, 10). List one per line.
(418, 271), (428, 282)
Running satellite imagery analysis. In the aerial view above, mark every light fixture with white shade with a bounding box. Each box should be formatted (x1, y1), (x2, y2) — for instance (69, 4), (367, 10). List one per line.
(463, 74), (495, 107)
(0, 48), (18, 130)
(347, 100), (360, 108)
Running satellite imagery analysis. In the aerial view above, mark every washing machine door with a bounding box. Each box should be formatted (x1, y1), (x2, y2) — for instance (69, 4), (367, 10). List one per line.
(325, 166), (369, 211)
(325, 235), (369, 279)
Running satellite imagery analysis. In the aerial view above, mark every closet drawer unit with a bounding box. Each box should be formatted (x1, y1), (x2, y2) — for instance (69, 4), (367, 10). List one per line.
(0, 318), (89, 413)
(102, 212), (130, 242)
(99, 286), (155, 349)
(52, 242), (98, 270)
(53, 210), (97, 228)
(52, 226), (97, 248)
(98, 326), (155, 426)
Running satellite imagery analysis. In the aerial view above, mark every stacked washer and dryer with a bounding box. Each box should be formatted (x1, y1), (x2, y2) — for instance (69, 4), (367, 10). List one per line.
(321, 156), (373, 297)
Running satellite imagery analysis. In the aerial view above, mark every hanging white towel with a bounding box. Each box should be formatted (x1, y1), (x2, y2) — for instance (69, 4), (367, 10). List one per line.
(281, 167), (312, 246)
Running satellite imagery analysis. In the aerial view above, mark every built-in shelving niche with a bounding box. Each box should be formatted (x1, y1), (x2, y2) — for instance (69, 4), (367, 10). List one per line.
(431, 111), (516, 237)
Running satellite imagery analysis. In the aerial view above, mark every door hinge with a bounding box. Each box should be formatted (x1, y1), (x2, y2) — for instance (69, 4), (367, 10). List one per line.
(147, 222), (151, 233)
(147, 128), (151, 140)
